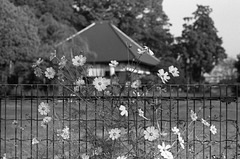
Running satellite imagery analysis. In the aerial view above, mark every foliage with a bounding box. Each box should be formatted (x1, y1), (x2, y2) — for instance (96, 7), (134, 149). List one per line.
(0, 0), (40, 83)
(25, 47), (226, 159)
(0, 0), (40, 65)
(4, 0), (175, 84)
(155, 57), (186, 84)
(173, 5), (227, 83)
(68, 0), (173, 58)
(234, 54), (240, 82)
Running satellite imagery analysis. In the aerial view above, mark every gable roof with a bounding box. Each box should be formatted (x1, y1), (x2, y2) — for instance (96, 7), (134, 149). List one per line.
(56, 21), (160, 66)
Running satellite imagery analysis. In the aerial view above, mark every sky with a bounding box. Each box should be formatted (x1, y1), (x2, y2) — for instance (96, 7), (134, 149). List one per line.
(163, 0), (240, 59)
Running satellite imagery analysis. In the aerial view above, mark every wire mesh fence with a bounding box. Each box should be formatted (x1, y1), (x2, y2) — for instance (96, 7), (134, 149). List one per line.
(0, 84), (239, 159)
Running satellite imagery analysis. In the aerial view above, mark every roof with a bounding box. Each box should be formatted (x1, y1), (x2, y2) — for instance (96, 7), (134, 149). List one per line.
(56, 21), (160, 66)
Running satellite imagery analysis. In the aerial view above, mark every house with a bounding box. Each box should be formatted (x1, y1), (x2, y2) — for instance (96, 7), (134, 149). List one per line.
(55, 21), (160, 80)
(203, 58), (237, 83)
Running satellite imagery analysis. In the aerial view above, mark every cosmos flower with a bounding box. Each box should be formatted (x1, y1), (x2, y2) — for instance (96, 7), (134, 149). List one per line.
(201, 118), (210, 127)
(93, 77), (110, 91)
(72, 55), (86, 66)
(32, 58), (43, 68)
(131, 80), (141, 88)
(109, 128), (121, 140)
(168, 65), (179, 77)
(34, 67), (42, 77)
(178, 134), (185, 149)
(137, 46), (154, 56)
(143, 126), (159, 141)
(43, 116), (52, 123)
(138, 109), (149, 120)
(172, 127), (180, 135)
(210, 125), (217, 135)
(41, 116), (52, 128)
(38, 102), (50, 115)
(119, 105), (128, 117)
(59, 56), (67, 69)
(75, 78), (85, 86)
(57, 126), (70, 140)
(45, 67), (56, 79)
(190, 110), (198, 121)
(158, 142), (173, 159)
(109, 60), (119, 67)
(32, 138), (39, 145)
(157, 69), (170, 84)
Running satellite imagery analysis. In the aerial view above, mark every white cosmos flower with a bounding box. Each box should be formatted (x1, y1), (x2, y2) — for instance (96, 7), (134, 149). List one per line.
(168, 65), (179, 77)
(109, 60), (119, 67)
(45, 67), (56, 79)
(172, 126), (180, 135)
(137, 46), (154, 56)
(136, 14), (143, 19)
(75, 78), (85, 86)
(43, 116), (52, 123)
(119, 105), (128, 117)
(190, 110), (198, 121)
(32, 137), (39, 145)
(138, 109), (149, 120)
(210, 125), (217, 135)
(178, 134), (185, 149)
(59, 56), (67, 69)
(201, 118), (210, 127)
(38, 102), (50, 115)
(74, 78), (85, 92)
(72, 55), (86, 66)
(131, 80), (141, 88)
(143, 126), (159, 141)
(32, 58), (43, 68)
(92, 77), (110, 91)
(36, 58), (43, 65)
(158, 142), (173, 159)
(109, 128), (121, 140)
(158, 142), (171, 152)
(157, 69), (170, 84)
(148, 49), (154, 56)
(61, 126), (70, 140)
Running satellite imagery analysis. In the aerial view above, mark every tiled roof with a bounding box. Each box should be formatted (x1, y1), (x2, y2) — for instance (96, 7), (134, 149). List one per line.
(56, 21), (160, 66)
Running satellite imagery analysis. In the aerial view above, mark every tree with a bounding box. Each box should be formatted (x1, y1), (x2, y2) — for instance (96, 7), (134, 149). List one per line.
(234, 54), (240, 82)
(0, 0), (40, 83)
(174, 5), (227, 83)
(73, 0), (173, 58)
(11, 0), (173, 59)
(10, 0), (88, 29)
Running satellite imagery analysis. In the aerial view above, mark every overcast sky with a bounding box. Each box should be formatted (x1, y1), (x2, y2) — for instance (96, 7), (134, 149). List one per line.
(163, 0), (240, 58)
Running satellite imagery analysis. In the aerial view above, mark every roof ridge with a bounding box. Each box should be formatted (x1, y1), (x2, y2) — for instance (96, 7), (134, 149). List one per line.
(55, 23), (96, 48)
(110, 23), (160, 63)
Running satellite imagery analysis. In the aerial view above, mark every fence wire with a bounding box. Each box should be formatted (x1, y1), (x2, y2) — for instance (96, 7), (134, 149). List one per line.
(0, 84), (239, 159)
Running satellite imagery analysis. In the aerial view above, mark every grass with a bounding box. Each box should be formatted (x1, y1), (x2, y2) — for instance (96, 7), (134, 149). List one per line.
(1, 93), (240, 159)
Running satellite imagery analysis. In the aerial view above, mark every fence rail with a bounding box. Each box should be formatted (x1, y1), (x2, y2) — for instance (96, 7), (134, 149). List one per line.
(0, 84), (239, 159)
